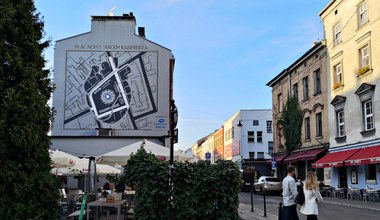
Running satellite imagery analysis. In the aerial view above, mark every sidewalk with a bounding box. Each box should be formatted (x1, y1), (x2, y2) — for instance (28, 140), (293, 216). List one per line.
(323, 197), (380, 212)
(239, 203), (277, 220)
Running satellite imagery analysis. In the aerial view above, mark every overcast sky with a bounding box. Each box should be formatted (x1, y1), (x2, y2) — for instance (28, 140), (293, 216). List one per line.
(35, 0), (331, 151)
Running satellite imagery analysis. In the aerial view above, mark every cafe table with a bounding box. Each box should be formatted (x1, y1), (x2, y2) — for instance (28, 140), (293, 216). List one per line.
(87, 199), (127, 220)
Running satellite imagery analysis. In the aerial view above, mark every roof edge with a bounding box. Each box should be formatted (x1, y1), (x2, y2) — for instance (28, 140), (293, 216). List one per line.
(319, 0), (336, 17)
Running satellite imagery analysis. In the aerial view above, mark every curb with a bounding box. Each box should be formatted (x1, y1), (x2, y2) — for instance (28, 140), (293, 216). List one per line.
(238, 203), (277, 220)
(323, 200), (380, 212)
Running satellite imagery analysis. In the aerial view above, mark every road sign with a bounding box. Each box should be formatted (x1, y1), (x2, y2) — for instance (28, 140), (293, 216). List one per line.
(271, 157), (276, 162)
(205, 153), (211, 160)
(271, 161), (276, 169)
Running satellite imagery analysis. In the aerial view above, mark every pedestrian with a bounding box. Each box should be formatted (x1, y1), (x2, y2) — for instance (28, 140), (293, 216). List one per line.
(282, 165), (299, 220)
(300, 171), (323, 220)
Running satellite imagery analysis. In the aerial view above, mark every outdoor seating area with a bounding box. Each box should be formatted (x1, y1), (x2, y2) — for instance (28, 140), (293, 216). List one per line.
(320, 186), (380, 202)
(61, 188), (136, 220)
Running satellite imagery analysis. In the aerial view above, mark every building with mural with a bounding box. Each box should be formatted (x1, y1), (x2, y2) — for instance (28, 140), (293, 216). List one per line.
(314, 0), (380, 190)
(267, 42), (330, 182)
(51, 13), (175, 156)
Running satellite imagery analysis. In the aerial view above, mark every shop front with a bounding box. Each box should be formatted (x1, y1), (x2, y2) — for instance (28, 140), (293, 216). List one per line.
(312, 145), (380, 200)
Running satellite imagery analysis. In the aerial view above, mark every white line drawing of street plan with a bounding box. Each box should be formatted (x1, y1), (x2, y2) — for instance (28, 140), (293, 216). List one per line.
(64, 51), (158, 130)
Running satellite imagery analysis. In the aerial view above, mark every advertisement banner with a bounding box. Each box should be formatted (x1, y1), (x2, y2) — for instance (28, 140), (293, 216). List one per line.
(231, 140), (240, 156)
(225, 143), (232, 159)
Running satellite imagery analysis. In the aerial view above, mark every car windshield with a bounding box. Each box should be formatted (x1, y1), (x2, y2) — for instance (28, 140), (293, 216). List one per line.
(265, 178), (280, 182)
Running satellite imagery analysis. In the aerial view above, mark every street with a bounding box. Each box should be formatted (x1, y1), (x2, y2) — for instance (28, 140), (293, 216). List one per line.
(239, 192), (380, 220)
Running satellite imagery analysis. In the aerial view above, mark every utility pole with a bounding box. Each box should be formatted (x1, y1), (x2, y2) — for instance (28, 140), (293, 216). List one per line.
(169, 100), (178, 220)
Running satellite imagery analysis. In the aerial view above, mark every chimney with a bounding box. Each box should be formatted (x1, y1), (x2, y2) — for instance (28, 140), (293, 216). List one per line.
(138, 27), (146, 38)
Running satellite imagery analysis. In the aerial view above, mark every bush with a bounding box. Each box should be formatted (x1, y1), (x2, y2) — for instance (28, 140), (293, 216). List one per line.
(121, 148), (241, 220)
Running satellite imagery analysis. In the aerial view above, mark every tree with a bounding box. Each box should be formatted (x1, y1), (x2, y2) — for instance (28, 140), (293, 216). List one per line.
(0, 0), (60, 219)
(278, 96), (303, 154)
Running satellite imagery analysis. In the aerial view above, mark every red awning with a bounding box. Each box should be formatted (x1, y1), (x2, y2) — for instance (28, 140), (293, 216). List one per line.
(266, 154), (288, 164)
(312, 148), (361, 168)
(345, 145), (380, 166)
(298, 148), (326, 161)
(284, 151), (307, 163)
(274, 154), (288, 164)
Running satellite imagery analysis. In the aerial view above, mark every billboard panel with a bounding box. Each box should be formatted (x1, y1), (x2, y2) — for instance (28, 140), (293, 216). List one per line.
(63, 50), (166, 133)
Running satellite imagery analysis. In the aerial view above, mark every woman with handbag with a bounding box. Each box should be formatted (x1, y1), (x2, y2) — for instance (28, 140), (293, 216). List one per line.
(300, 171), (323, 220)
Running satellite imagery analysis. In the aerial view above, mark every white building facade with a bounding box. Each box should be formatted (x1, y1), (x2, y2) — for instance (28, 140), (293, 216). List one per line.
(224, 110), (273, 175)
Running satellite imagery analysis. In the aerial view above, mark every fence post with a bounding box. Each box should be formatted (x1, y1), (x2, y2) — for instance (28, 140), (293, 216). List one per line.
(263, 190), (267, 217)
(278, 202), (283, 220)
(213, 201), (218, 220)
(250, 182), (254, 212)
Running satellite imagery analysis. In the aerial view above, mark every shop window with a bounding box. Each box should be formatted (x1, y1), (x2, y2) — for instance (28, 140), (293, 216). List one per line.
(365, 164), (377, 184)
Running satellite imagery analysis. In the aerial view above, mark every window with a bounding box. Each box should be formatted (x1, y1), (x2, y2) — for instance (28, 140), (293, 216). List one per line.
(278, 93), (283, 113)
(293, 83), (298, 103)
(363, 100), (374, 131)
(360, 44), (370, 68)
(257, 152), (264, 159)
(365, 164), (376, 184)
(257, 131), (263, 143)
(232, 127), (234, 138)
(248, 131), (254, 142)
(337, 110), (345, 137)
(316, 113), (323, 137)
(253, 120), (259, 126)
(249, 152), (255, 159)
(303, 76), (309, 100)
(266, 121), (272, 133)
(359, 1), (368, 27)
(268, 141), (274, 154)
(334, 23), (341, 45)
(334, 63), (342, 84)
(304, 117), (311, 140)
(314, 69), (321, 94)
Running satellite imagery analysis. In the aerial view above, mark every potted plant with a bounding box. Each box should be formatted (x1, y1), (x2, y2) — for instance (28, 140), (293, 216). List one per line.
(357, 65), (370, 76)
(333, 82), (343, 90)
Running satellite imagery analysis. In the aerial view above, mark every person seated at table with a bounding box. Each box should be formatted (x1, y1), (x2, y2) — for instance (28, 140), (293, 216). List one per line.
(115, 181), (125, 193)
(319, 181), (325, 189)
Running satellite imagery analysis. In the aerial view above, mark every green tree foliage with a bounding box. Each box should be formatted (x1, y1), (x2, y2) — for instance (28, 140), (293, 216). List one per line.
(0, 0), (60, 219)
(122, 147), (242, 220)
(278, 96), (303, 154)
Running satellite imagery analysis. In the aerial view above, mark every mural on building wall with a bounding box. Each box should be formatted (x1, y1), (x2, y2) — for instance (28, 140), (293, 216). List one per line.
(64, 51), (159, 130)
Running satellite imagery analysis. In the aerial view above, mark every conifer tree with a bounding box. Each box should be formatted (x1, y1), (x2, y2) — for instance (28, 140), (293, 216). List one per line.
(278, 96), (303, 154)
(0, 0), (60, 219)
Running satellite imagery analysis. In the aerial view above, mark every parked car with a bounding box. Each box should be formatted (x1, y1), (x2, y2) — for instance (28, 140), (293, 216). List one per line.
(254, 176), (282, 193)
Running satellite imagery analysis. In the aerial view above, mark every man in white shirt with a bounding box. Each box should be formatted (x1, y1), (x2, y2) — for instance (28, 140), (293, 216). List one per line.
(282, 165), (299, 220)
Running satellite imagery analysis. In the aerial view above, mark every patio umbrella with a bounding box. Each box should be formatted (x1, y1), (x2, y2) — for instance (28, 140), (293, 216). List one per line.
(97, 139), (194, 165)
(50, 149), (77, 168)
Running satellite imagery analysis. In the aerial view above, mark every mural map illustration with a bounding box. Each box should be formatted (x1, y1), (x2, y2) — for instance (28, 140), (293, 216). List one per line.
(64, 51), (158, 130)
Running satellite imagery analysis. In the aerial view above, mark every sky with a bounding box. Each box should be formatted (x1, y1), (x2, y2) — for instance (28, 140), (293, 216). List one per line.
(35, 0), (331, 151)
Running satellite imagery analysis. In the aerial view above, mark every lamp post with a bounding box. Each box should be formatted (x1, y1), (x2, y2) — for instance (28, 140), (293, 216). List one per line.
(169, 100), (178, 220)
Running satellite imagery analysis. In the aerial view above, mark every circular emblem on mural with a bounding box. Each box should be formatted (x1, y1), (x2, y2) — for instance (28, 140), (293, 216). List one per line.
(100, 90), (115, 105)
